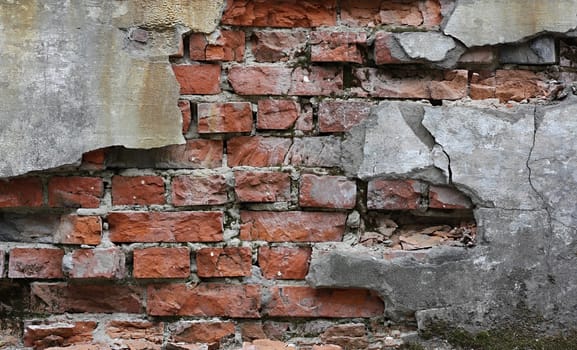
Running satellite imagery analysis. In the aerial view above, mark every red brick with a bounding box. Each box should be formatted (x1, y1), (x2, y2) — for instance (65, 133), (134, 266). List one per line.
(240, 322), (267, 341)
(289, 66), (343, 96)
(428, 185), (472, 209)
(65, 248), (125, 279)
(319, 101), (372, 132)
(234, 171), (291, 202)
(81, 149), (106, 171)
(172, 174), (228, 206)
(429, 70), (469, 100)
(172, 64), (221, 95)
(0, 177), (43, 208)
(341, 0), (441, 27)
(251, 31), (307, 62)
(196, 247), (252, 277)
(31, 283), (144, 313)
(228, 66), (292, 95)
(227, 136), (291, 167)
(374, 32), (403, 65)
(133, 247), (190, 279)
(240, 211), (346, 242)
(48, 177), (103, 208)
(170, 321), (235, 344)
(222, 0), (336, 27)
(197, 102), (253, 133)
(321, 324), (368, 349)
(108, 211), (223, 243)
(106, 321), (163, 346)
(112, 176), (165, 206)
(147, 283), (260, 317)
(259, 246), (311, 280)
(310, 32), (366, 63)
(190, 30), (245, 62)
(257, 99), (300, 130)
(54, 215), (102, 245)
(264, 286), (384, 317)
(24, 321), (97, 349)
(179, 100), (192, 134)
(367, 179), (423, 210)
(299, 174), (357, 209)
(159, 139), (223, 169)
(495, 70), (549, 102)
(9, 248), (64, 279)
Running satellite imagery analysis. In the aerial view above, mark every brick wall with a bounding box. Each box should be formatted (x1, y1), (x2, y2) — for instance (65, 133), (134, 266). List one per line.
(1, 0), (575, 349)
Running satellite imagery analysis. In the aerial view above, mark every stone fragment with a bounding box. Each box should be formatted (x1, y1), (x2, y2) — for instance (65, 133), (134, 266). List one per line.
(9, 248), (64, 279)
(251, 31), (308, 62)
(499, 37), (557, 65)
(258, 246), (312, 280)
(172, 174), (228, 206)
(196, 247), (252, 277)
(234, 171), (291, 203)
(395, 32), (461, 65)
(240, 211), (347, 242)
(444, 0), (577, 47)
(64, 248), (125, 279)
(299, 174), (357, 209)
(147, 283), (260, 317)
(133, 247), (190, 279)
(197, 102), (253, 133)
(257, 99), (300, 130)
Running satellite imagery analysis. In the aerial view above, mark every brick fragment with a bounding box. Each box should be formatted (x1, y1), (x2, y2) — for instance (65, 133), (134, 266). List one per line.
(299, 174), (357, 209)
(179, 100), (192, 134)
(24, 321), (97, 349)
(264, 286), (384, 317)
(48, 177), (103, 208)
(495, 70), (548, 102)
(108, 211), (223, 243)
(318, 101), (372, 132)
(9, 248), (64, 279)
(310, 32), (366, 63)
(240, 322), (267, 341)
(172, 64), (221, 95)
(222, 0), (336, 27)
(31, 283), (144, 313)
(240, 211), (346, 242)
(65, 248), (125, 279)
(259, 246), (311, 280)
(321, 324), (369, 350)
(190, 30), (245, 61)
(0, 177), (43, 208)
(257, 99), (300, 130)
(234, 171), (291, 202)
(197, 102), (253, 133)
(428, 185), (472, 209)
(172, 174), (228, 206)
(429, 70), (469, 100)
(227, 136), (291, 167)
(112, 176), (165, 206)
(374, 32), (403, 65)
(170, 321), (235, 344)
(54, 215), (102, 245)
(341, 0), (441, 28)
(367, 179), (423, 210)
(133, 247), (190, 279)
(106, 321), (164, 347)
(289, 67), (343, 96)
(81, 149), (106, 171)
(251, 31), (307, 62)
(196, 247), (252, 277)
(147, 283), (260, 317)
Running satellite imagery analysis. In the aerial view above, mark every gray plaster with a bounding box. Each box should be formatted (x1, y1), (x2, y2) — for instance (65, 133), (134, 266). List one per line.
(499, 36), (557, 65)
(397, 32), (456, 62)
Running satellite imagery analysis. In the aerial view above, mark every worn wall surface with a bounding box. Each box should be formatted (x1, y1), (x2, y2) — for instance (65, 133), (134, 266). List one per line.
(3, 0), (577, 349)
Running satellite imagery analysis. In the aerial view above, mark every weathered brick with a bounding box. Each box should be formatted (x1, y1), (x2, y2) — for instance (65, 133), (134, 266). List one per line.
(147, 283), (260, 317)
(190, 30), (245, 62)
(54, 215), (102, 245)
(196, 247), (252, 277)
(234, 170), (291, 202)
(310, 32), (366, 63)
(228, 66), (292, 95)
(296, 103), (314, 132)
(0, 177), (43, 208)
(285, 137), (342, 168)
(264, 286), (384, 317)
(300, 174), (357, 209)
(289, 67), (343, 96)
(112, 176), (165, 206)
(429, 185), (472, 209)
(459, 47), (496, 65)
(240, 211), (346, 242)
(65, 248), (125, 279)
(48, 177), (103, 208)
(374, 32), (403, 65)
(170, 321), (235, 344)
(429, 70), (469, 100)
(495, 70), (548, 102)
(172, 174), (228, 206)
(240, 322), (267, 341)
(251, 31), (307, 62)
(172, 64), (221, 95)
(318, 101), (372, 132)
(197, 102), (253, 133)
(341, 0), (442, 28)
(179, 100), (192, 134)
(106, 321), (163, 347)
(31, 283), (144, 313)
(81, 149), (106, 171)
(367, 179), (423, 210)
(222, 0), (336, 27)
(24, 321), (97, 349)
(9, 248), (64, 279)
(227, 136), (291, 167)
(257, 99), (300, 130)
(320, 323), (369, 350)
(259, 246), (311, 280)
(133, 247), (190, 279)
(108, 211), (223, 243)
